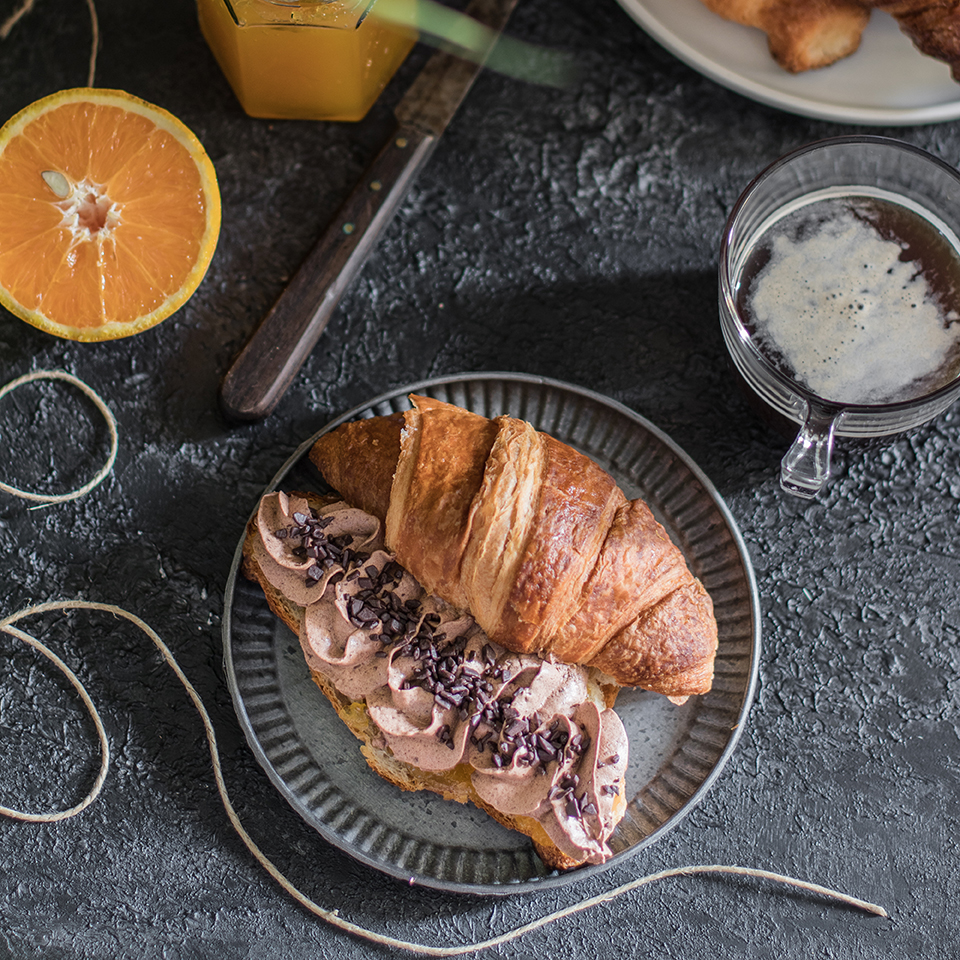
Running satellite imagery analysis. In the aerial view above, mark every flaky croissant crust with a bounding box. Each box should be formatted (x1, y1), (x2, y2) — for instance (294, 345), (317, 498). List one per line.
(701, 0), (960, 80)
(310, 396), (718, 699)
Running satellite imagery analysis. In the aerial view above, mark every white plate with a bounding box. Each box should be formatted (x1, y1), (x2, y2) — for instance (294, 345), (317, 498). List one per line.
(617, 0), (960, 125)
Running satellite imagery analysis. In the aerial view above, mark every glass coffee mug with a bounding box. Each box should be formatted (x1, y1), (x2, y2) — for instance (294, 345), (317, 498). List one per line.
(719, 136), (960, 499)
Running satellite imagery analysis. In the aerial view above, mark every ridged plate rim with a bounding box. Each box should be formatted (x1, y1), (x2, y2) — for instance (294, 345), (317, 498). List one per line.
(222, 372), (761, 895)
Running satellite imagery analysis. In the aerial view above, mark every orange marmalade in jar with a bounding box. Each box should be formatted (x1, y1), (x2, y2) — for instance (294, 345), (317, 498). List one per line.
(196, 0), (417, 122)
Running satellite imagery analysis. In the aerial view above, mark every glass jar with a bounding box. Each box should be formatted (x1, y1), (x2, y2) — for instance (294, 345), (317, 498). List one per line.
(196, 0), (417, 122)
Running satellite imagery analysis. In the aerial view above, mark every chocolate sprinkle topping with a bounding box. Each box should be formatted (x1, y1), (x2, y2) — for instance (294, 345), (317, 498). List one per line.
(280, 502), (615, 830)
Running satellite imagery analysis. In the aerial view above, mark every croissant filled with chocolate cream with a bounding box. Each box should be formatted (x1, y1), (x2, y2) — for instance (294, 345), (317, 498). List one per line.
(309, 396), (718, 700)
(243, 486), (631, 869)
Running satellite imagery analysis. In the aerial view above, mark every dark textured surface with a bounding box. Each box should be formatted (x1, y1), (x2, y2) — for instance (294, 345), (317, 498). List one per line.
(0, 0), (957, 957)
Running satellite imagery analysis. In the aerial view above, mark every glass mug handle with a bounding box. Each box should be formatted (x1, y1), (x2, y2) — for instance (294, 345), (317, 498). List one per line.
(780, 401), (843, 499)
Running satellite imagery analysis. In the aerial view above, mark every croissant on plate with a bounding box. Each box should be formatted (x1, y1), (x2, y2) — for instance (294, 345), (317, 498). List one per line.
(309, 396), (718, 700)
(869, 1), (960, 80)
(700, 0), (960, 80)
(697, 0), (870, 72)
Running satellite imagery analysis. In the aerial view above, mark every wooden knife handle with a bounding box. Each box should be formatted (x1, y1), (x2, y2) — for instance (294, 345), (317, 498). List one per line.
(219, 125), (437, 422)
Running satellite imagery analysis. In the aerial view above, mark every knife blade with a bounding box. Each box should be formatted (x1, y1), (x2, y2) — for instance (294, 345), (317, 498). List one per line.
(219, 0), (520, 422)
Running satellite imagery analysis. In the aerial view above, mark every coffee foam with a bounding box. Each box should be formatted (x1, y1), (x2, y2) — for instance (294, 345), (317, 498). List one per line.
(747, 198), (960, 405)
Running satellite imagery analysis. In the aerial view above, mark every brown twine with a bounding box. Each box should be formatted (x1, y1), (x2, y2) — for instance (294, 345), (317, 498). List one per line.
(84, 0), (98, 86)
(0, 618), (109, 821)
(0, 370), (118, 507)
(0, 0), (98, 85)
(0, 600), (889, 956)
(0, 0), (35, 40)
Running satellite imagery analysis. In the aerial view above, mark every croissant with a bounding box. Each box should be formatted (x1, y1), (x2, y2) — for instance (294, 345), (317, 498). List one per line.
(697, 0), (870, 72)
(700, 0), (960, 80)
(242, 487), (631, 869)
(309, 396), (718, 699)
(867, 1), (960, 80)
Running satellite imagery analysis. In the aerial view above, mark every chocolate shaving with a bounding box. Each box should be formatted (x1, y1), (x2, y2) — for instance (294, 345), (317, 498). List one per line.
(281, 503), (613, 828)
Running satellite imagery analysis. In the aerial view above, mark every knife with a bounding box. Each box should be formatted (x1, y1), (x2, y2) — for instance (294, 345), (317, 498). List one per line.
(219, 0), (519, 422)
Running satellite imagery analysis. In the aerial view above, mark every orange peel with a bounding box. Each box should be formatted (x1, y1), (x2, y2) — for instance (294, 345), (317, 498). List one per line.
(0, 88), (221, 341)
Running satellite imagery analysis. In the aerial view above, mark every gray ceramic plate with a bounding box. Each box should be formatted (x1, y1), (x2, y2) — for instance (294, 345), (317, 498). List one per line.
(222, 373), (760, 895)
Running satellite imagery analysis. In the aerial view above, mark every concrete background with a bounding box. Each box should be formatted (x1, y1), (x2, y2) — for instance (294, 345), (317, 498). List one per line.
(0, 0), (957, 956)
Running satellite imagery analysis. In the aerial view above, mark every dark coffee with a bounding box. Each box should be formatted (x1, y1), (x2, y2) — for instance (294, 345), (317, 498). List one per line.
(735, 188), (960, 406)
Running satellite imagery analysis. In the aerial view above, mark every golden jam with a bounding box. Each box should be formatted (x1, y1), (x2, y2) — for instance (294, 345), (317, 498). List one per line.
(197, 0), (417, 122)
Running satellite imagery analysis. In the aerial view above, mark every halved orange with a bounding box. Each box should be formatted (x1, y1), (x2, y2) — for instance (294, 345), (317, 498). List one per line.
(0, 88), (221, 341)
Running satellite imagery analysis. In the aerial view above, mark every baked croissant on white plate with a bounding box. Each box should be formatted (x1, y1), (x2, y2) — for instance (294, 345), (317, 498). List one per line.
(700, 0), (960, 80)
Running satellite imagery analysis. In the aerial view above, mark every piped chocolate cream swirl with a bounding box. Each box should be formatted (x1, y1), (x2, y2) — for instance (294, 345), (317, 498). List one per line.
(251, 491), (629, 865)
